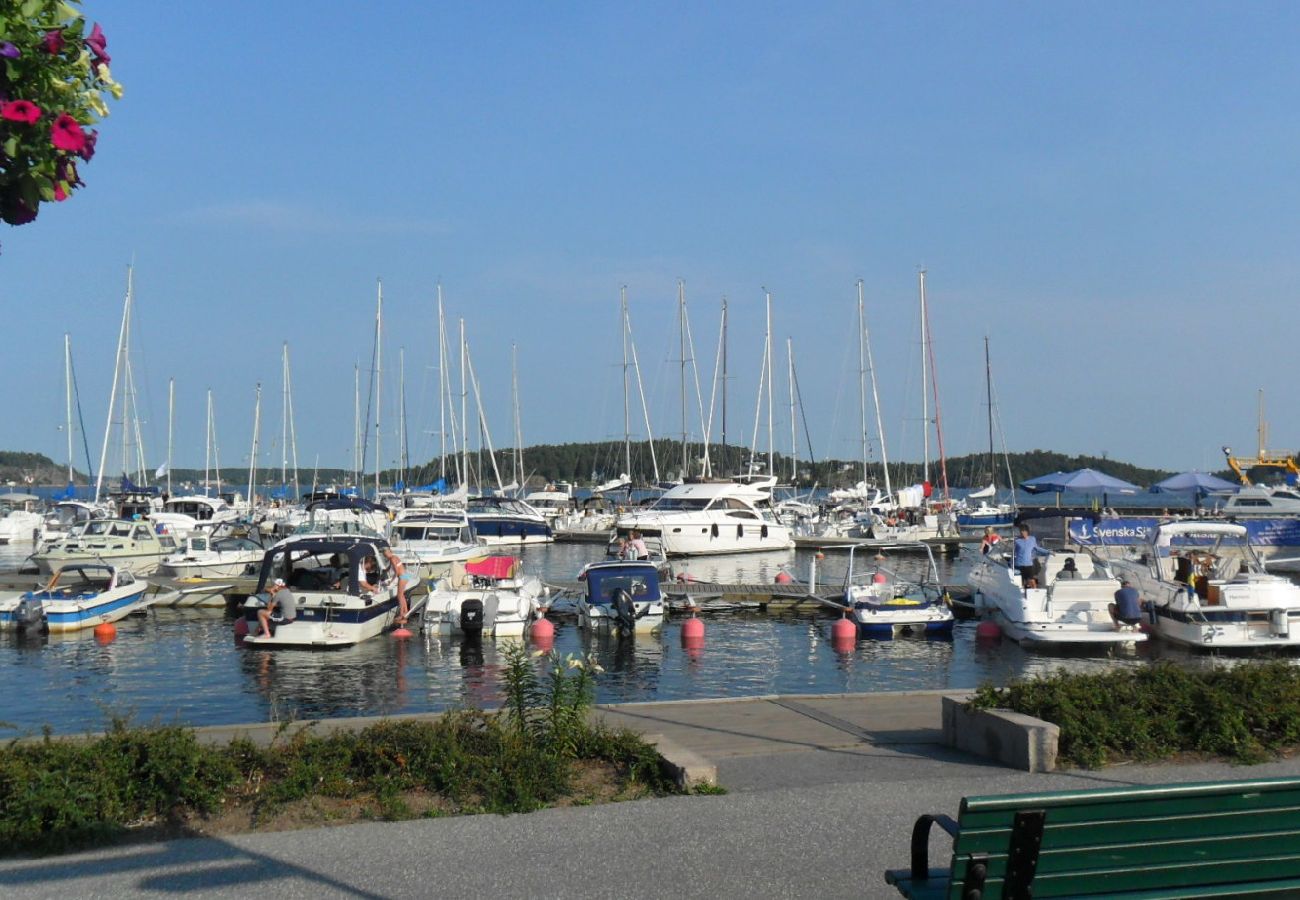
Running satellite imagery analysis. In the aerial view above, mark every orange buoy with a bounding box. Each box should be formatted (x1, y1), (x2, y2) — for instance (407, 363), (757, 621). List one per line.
(93, 622), (117, 642)
(815, 551), (825, 561)
(391, 625), (413, 639)
(774, 571), (793, 584)
(831, 616), (857, 642)
(681, 615), (705, 648)
(531, 616), (555, 651)
(975, 620), (1002, 640)
(872, 573), (887, 584)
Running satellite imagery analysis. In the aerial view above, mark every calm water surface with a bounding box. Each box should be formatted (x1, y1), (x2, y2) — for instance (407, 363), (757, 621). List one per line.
(0, 541), (1228, 736)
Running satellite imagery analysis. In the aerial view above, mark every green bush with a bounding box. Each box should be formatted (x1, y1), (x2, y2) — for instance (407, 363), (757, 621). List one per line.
(970, 662), (1300, 768)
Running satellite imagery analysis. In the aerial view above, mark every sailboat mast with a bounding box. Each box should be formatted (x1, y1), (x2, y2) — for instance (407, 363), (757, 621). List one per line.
(787, 337), (796, 482)
(64, 334), (74, 484)
(352, 364), (360, 491)
(621, 287), (631, 481)
(857, 281), (868, 484)
(919, 270), (930, 485)
(247, 383), (262, 511)
(679, 280), (688, 479)
(511, 343), (523, 490)
(286, 346), (300, 498)
(460, 318), (469, 493)
(399, 347), (407, 491)
(204, 389), (212, 495)
(281, 344), (289, 492)
(766, 291), (774, 477)
(166, 377), (174, 495)
(95, 265), (132, 504)
(437, 286), (446, 482)
(374, 280), (383, 498)
(985, 336), (995, 488)
(861, 282), (892, 499)
(720, 297), (728, 468)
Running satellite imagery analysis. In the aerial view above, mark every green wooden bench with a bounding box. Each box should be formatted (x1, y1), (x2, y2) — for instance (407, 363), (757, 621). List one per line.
(886, 777), (1300, 898)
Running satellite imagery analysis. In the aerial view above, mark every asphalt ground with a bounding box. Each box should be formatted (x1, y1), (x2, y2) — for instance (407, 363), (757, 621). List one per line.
(5, 691), (1300, 899)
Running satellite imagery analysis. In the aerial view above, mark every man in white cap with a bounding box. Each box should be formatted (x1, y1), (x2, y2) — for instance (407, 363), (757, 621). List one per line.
(256, 578), (297, 638)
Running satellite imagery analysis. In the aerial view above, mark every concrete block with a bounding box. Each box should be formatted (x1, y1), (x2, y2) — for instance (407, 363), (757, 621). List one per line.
(942, 696), (1059, 772)
(643, 733), (718, 789)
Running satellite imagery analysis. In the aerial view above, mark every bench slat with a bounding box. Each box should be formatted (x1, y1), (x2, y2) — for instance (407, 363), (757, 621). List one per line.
(958, 786), (1300, 831)
(958, 777), (1300, 816)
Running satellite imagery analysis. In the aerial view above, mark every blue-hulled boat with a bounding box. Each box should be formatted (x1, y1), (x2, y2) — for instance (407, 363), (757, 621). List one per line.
(841, 542), (954, 639)
(0, 564), (151, 634)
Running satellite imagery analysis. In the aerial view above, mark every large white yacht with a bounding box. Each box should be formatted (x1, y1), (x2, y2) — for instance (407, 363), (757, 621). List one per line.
(388, 507), (484, 579)
(614, 476), (793, 556)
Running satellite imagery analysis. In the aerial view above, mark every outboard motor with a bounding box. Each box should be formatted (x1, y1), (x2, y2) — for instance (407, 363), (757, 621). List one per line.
(14, 597), (46, 634)
(612, 589), (638, 633)
(459, 597), (484, 637)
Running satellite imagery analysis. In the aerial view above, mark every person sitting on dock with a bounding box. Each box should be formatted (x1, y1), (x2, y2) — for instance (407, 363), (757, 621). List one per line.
(255, 578), (296, 638)
(1012, 525), (1050, 590)
(979, 527), (1001, 556)
(1109, 579), (1144, 630)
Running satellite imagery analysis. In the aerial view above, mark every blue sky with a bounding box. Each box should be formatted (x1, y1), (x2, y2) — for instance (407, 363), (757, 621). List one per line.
(3, 1), (1298, 479)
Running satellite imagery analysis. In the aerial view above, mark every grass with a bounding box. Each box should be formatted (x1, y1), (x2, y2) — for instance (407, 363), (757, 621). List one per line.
(0, 647), (681, 856)
(969, 661), (1300, 768)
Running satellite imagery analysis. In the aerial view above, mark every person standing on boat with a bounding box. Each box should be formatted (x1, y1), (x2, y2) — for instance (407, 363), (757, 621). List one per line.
(1012, 525), (1049, 590)
(383, 547), (414, 625)
(255, 578), (296, 638)
(979, 527), (1001, 555)
(628, 530), (649, 561)
(1109, 579), (1144, 629)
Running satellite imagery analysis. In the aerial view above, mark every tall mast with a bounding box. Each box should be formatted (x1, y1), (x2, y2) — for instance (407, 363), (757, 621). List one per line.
(985, 336), (995, 488)
(787, 337), (796, 482)
(1258, 388), (1267, 457)
(286, 345), (300, 498)
(922, 271), (951, 501)
(765, 291), (775, 476)
(95, 265), (132, 503)
(374, 279), (383, 498)
(511, 343), (523, 490)
(204, 389), (212, 495)
(212, 392), (222, 492)
(621, 286), (631, 480)
(857, 281), (868, 484)
(624, 303), (660, 483)
(919, 270), (930, 485)
(860, 281), (892, 499)
(247, 383), (262, 511)
(64, 334), (74, 484)
(720, 297), (728, 468)
(166, 377), (174, 495)
(679, 282), (689, 479)
(352, 364), (360, 491)
(399, 347), (408, 491)
(460, 318), (469, 493)
(280, 343), (289, 492)
(437, 285), (446, 482)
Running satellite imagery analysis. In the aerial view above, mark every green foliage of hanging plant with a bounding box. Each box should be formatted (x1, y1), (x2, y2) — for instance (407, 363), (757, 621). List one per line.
(0, 0), (122, 239)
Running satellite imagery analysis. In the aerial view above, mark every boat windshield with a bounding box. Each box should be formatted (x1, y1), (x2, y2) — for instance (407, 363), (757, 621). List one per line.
(650, 497), (711, 511)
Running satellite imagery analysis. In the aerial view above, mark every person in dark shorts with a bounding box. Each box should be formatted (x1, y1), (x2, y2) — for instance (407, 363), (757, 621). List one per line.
(1109, 579), (1144, 629)
(256, 578), (297, 637)
(1012, 525), (1049, 590)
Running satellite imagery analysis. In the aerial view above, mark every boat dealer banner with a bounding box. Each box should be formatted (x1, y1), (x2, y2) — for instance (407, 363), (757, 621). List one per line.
(1068, 517), (1300, 548)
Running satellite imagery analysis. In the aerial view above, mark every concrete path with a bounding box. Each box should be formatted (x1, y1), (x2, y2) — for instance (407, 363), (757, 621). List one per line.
(4, 691), (1300, 899)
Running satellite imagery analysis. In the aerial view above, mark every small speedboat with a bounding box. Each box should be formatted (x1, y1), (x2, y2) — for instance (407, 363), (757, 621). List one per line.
(841, 543), (954, 639)
(576, 559), (665, 635)
(238, 535), (401, 649)
(156, 528), (265, 579)
(425, 555), (543, 638)
(0, 563), (151, 633)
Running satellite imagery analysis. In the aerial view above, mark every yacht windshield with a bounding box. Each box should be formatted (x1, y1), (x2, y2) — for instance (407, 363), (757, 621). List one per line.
(650, 497), (711, 511)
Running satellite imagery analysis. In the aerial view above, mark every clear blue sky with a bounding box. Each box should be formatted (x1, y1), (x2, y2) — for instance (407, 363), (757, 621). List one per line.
(4, 1), (1298, 479)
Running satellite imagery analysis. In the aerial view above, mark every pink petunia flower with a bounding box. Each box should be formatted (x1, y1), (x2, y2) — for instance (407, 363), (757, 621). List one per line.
(76, 128), (98, 161)
(1, 100), (42, 124)
(42, 30), (65, 54)
(50, 113), (86, 152)
(85, 23), (110, 66)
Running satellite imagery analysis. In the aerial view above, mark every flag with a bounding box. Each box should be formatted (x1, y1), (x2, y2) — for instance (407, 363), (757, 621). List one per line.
(155, 462), (168, 479)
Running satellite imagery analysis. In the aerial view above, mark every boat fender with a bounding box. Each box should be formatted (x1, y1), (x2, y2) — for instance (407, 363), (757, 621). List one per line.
(737, 524), (744, 539)
(711, 523), (719, 538)
(761, 524), (768, 538)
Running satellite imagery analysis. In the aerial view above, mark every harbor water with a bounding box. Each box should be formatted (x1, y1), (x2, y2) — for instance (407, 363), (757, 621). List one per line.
(0, 542), (1230, 737)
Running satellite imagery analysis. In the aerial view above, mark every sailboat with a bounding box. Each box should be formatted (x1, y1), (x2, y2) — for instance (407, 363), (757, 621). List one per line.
(957, 337), (1016, 528)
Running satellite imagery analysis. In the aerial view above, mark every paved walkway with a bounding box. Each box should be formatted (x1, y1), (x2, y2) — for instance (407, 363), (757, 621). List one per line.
(4, 691), (1300, 899)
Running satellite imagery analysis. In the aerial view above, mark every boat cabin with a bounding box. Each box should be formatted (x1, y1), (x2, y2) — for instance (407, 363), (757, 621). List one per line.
(583, 561), (662, 606)
(255, 537), (390, 595)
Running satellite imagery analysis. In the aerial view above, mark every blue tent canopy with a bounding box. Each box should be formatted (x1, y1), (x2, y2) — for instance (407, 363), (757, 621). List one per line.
(1150, 472), (1239, 494)
(1020, 468), (1140, 495)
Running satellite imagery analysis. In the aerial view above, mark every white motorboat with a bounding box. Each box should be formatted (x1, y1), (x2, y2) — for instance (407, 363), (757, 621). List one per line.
(1105, 520), (1300, 650)
(1217, 485), (1300, 517)
(155, 527), (265, 579)
(425, 555), (543, 638)
(520, 483), (575, 524)
(552, 496), (619, 539)
(149, 494), (240, 538)
(38, 500), (110, 542)
(388, 507), (484, 579)
(614, 477), (793, 556)
(841, 543), (954, 638)
(238, 535), (401, 649)
(0, 563), (150, 633)
(0, 493), (44, 545)
(466, 496), (553, 545)
(32, 518), (179, 576)
(968, 548), (1146, 646)
(576, 559), (665, 635)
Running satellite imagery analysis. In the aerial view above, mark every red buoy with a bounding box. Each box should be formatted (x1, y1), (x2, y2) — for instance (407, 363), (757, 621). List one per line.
(93, 622), (117, 642)
(681, 615), (705, 648)
(531, 616), (555, 651)
(831, 616), (857, 642)
(975, 620), (1002, 641)
(774, 571), (794, 584)
(391, 625), (413, 639)
(872, 573), (887, 584)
